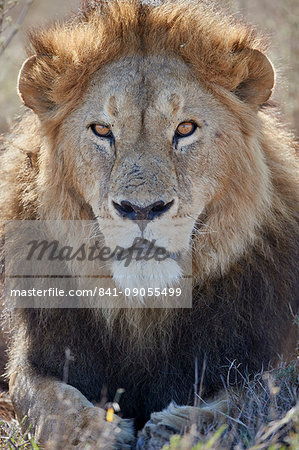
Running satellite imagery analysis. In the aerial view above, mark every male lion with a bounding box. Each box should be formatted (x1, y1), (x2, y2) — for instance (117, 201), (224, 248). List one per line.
(0, 0), (298, 448)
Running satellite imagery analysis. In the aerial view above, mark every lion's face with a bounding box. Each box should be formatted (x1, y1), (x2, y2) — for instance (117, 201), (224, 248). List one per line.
(60, 55), (245, 291)
(16, 0), (276, 296)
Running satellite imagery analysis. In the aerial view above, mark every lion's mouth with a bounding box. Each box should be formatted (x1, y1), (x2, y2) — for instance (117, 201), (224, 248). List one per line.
(113, 238), (181, 263)
(110, 238), (187, 293)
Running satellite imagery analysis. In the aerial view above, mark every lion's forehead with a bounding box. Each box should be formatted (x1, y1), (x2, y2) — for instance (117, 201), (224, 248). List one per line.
(84, 55), (209, 123)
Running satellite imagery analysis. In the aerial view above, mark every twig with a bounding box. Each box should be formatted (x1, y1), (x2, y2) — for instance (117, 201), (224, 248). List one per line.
(63, 347), (75, 383)
(194, 393), (247, 427)
(7, 437), (18, 449)
(0, 0), (34, 57)
(193, 356), (198, 407)
(0, 1), (6, 34)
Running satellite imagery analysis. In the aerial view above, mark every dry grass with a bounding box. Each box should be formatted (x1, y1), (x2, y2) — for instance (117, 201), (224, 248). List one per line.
(138, 359), (298, 449)
(0, 359), (297, 449)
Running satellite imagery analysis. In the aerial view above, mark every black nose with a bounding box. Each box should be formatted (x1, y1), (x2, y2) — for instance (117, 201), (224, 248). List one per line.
(112, 200), (174, 220)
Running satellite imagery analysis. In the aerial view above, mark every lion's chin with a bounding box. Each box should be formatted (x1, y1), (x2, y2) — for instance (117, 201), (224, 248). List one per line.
(111, 258), (183, 303)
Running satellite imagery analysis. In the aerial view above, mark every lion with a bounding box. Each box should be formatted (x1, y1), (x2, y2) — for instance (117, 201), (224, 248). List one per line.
(0, 0), (298, 447)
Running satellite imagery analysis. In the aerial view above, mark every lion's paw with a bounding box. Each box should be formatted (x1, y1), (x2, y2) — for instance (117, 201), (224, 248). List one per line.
(137, 400), (228, 449)
(71, 406), (135, 449)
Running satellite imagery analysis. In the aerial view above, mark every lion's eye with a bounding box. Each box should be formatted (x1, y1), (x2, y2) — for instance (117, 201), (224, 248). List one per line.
(90, 124), (113, 138)
(175, 122), (197, 138)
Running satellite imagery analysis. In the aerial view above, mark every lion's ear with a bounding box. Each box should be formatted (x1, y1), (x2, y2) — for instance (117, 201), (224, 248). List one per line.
(18, 55), (55, 115)
(234, 49), (275, 109)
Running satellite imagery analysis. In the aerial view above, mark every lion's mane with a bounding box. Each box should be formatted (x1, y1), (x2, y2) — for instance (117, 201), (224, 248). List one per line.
(1, 0), (298, 427)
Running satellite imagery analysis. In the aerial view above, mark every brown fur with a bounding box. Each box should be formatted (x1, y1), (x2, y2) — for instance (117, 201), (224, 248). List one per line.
(16, 0), (275, 119)
(0, 0), (298, 446)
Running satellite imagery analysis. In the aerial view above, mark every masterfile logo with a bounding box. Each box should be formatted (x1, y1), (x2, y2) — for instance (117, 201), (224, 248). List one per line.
(4, 220), (192, 309)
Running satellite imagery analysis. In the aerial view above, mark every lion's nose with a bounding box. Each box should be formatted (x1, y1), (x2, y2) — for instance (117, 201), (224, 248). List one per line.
(112, 200), (174, 220)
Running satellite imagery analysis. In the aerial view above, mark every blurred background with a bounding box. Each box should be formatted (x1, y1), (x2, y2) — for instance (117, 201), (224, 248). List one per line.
(0, 0), (298, 135)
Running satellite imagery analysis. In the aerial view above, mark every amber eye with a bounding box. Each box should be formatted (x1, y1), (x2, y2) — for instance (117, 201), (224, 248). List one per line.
(90, 124), (113, 138)
(175, 121), (197, 138)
